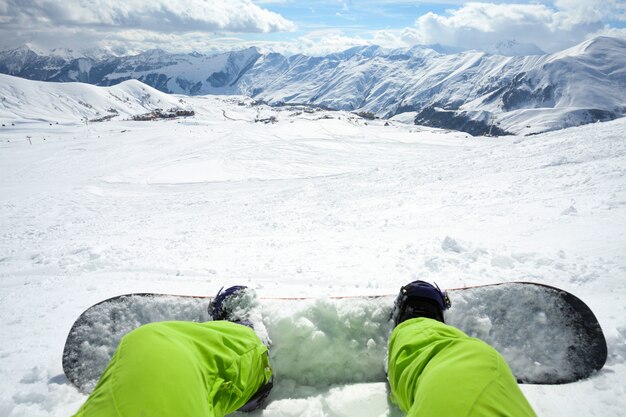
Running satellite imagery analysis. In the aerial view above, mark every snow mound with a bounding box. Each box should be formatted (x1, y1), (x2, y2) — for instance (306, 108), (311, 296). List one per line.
(0, 74), (189, 123)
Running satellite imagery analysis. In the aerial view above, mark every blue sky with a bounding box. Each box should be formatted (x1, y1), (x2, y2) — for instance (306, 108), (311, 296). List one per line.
(1, 0), (625, 55)
(263, 0), (626, 30)
(266, 1), (433, 30)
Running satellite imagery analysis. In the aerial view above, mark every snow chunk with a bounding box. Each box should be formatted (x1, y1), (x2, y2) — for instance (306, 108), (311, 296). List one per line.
(442, 236), (465, 253)
(561, 205), (578, 216)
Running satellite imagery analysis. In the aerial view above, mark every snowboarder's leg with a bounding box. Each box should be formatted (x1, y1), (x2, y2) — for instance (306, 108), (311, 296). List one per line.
(72, 320), (272, 417)
(388, 317), (536, 417)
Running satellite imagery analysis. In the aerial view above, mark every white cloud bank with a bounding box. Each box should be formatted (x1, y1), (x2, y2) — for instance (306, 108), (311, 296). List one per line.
(280, 1), (626, 56)
(0, 0), (295, 52)
(404, 1), (626, 52)
(1, 0), (625, 55)
(5, 0), (295, 32)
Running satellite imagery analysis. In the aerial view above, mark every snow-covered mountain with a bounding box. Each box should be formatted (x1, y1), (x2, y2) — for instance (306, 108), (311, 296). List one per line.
(238, 37), (625, 135)
(0, 73), (191, 122)
(1, 37), (624, 135)
(0, 46), (261, 94)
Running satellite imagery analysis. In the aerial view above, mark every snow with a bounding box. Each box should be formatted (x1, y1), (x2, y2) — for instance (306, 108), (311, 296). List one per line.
(0, 74), (188, 122)
(1, 77), (626, 417)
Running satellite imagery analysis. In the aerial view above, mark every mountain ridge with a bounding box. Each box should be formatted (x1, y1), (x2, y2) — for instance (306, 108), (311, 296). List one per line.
(1, 36), (624, 135)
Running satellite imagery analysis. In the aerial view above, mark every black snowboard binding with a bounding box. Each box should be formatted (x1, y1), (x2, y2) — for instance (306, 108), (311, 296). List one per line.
(392, 280), (451, 326)
(210, 285), (253, 326)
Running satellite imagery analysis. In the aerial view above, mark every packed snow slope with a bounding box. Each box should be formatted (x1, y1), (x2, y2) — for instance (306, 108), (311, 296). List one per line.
(1, 81), (625, 417)
(1, 36), (625, 135)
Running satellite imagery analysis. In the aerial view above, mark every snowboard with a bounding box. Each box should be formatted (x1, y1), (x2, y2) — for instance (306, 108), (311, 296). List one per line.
(63, 282), (607, 393)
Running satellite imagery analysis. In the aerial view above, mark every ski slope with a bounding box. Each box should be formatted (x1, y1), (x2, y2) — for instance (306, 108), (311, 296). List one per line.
(0, 79), (625, 417)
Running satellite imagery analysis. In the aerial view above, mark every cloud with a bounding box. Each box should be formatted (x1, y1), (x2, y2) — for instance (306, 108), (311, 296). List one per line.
(554, 0), (626, 24)
(1, 0), (624, 56)
(290, 30), (370, 55)
(1, 0), (296, 34)
(268, 1), (626, 56)
(410, 1), (625, 52)
(591, 27), (626, 41)
(178, 30), (375, 57)
(0, 0), (297, 53)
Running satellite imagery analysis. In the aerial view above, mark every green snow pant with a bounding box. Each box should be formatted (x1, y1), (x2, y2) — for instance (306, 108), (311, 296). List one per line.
(388, 318), (537, 417)
(72, 320), (272, 417)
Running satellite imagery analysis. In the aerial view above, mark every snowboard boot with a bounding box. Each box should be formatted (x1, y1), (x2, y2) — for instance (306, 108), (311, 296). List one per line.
(392, 280), (451, 326)
(238, 376), (274, 412)
(210, 285), (253, 325)
(210, 285), (273, 412)
(210, 285), (271, 342)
